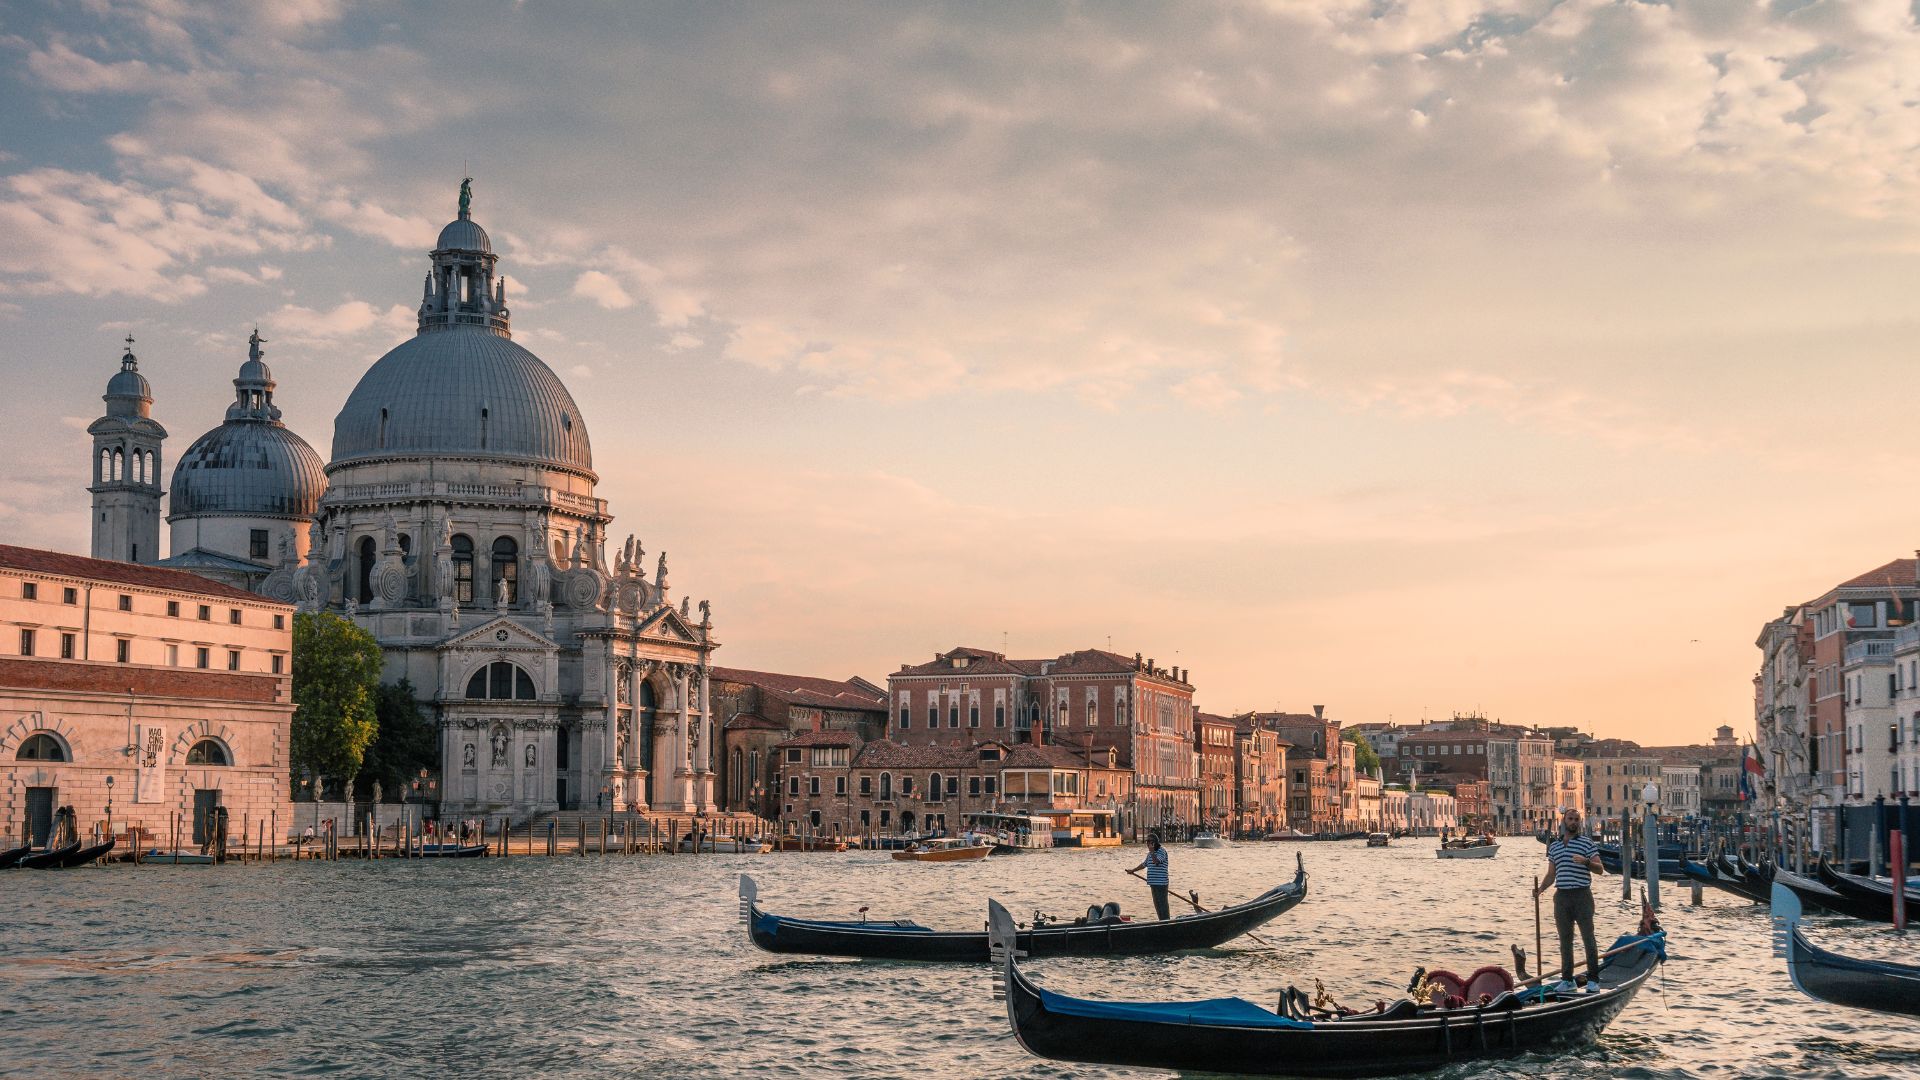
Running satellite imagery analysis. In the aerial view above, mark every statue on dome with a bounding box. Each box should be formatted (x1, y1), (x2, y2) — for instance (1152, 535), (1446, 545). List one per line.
(248, 327), (265, 362)
(459, 177), (472, 216)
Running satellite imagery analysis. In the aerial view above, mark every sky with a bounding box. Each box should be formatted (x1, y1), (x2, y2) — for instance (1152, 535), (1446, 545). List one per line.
(4, 1), (1920, 745)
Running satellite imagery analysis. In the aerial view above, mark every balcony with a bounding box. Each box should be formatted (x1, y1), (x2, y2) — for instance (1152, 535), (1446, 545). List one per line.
(1898, 623), (1920, 651)
(1844, 639), (1896, 666)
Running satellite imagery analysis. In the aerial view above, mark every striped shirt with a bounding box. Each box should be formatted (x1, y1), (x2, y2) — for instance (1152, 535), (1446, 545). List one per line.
(1547, 834), (1599, 890)
(1144, 847), (1169, 886)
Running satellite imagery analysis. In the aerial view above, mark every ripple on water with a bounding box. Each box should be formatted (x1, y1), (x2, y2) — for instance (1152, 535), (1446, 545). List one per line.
(2, 843), (1920, 1077)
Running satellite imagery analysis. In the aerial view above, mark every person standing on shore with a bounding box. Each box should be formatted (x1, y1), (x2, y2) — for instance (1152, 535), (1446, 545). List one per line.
(1132, 833), (1172, 919)
(1535, 807), (1604, 992)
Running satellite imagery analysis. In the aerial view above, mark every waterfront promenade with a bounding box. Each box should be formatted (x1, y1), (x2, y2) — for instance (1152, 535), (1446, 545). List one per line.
(6, 840), (1920, 1078)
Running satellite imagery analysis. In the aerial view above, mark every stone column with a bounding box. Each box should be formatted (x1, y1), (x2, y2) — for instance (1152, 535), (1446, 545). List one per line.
(695, 665), (716, 808)
(672, 665), (696, 810)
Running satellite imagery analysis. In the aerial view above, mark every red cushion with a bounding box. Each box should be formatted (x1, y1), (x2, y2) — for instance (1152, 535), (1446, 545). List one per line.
(1463, 965), (1514, 1001)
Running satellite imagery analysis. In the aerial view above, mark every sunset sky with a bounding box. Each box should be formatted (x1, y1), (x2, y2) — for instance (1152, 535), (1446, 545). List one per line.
(5, 1), (1920, 745)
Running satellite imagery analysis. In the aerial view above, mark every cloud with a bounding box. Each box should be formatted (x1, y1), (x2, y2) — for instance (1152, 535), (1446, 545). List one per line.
(264, 300), (414, 344)
(571, 270), (633, 309)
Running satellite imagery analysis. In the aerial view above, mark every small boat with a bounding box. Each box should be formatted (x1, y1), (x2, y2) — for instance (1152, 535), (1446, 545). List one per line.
(1436, 836), (1499, 859)
(1772, 882), (1920, 1016)
(141, 849), (216, 865)
(677, 834), (771, 854)
(1680, 856), (1765, 903)
(990, 898), (1664, 1077)
(17, 840), (81, 869)
(1813, 858), (1920, 923)
(1193, 831), (1228, 849)
(740, 854), (1310, 962)
(0, 843), (30, 869)
(414, 842), (489, 858)
(1366, 832), (1390, 848)
(52, 837), (115, 868)
(893, 838), (992, 862)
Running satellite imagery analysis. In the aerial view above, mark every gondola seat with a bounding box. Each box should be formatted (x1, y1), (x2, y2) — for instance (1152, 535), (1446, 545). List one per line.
(1463, 965), (1514, 1002)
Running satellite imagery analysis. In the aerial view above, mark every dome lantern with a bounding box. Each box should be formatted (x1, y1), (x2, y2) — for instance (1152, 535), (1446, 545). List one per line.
(420, 176), (510, 336)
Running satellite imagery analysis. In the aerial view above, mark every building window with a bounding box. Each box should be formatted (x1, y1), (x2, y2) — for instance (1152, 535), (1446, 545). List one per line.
(1087, 700), (1098, 727)
(250, 529), (270, 560)
(16, 733), (66, 761)
(995, 704), (1006, 728)
(985, 777), (997, 795)
(62, 587), (77, 605)
(21, 582), (35, 600)
(357, 536), (377, 604)
(198, 605), (211, 621)
(228, 650), (241, 671)
(860, 775), (872, 796)
(809, 777), (821, 796)
(58, 632), (74, 659)
(948, 704), (959, 728)
(969, 776), (981, 796)
(809, 810), (821, 829)
(946, 775), (958, 796)
(491, 536), (519, 604)
(836, 776), (847, 796)
(901, 776), (914, 796)
(452, 535), (475, 603)
(273, 614), (284, 630)
(898, 705), (910, 730)
(167, 600), (178, 617)
(229, 609), (242, 625)
(271, 654), (284, 674)
(117, 595), (132, 612)
(18, 629), (33, 656)
(464, 661), (537, 700)
(786, 748), (802, 764)
(928, 773), (943, 802)
(969, 703), (980, 728)
(186, 739), (230, 766)
(196, 647), (210, 669)
(166, 644), (179, 666)
(880, 773), (893, 800)
(788, 776), (799, 796)
(927, 702), (937, 728)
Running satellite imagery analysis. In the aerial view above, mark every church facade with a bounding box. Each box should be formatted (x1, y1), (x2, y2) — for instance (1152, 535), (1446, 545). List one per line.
(83, 183), (721, 820)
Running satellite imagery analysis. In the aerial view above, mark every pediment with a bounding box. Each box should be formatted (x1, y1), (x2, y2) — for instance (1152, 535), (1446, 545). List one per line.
(442, 617), (560, 652)
(636, 606), (702, 644)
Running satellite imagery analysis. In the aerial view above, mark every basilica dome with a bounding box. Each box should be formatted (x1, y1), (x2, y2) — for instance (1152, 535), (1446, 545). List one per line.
(170, 337), (326, 518)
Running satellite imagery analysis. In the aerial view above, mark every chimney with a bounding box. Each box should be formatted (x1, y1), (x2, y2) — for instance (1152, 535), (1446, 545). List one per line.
(1313, 705), (1325, 720)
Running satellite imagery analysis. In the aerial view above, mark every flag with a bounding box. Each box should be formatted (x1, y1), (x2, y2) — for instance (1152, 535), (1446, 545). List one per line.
(1739, 743), (1764, 802)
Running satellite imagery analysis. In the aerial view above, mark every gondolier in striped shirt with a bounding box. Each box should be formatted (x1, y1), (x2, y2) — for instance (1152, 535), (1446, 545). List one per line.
(1535, 806), (1605, 992)
(1132, 833), (1172, 919)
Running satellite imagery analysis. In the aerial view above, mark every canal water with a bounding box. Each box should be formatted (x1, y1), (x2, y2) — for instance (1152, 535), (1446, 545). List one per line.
(4, 839), (1919, 1078)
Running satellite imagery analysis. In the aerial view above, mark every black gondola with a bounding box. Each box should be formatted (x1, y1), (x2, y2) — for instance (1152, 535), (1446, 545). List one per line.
(413, 842), (488, 858)
(740, 854), (1308, 962)
(1813, 857), (1920, 924)
(17, 840), (81, 869)
(1765, 865), (1874, 919)
(47, 837), (114, 868)
(989, 898), (1665, 1078)
(1771, 883), (1920, 1017)
(1680, 855), (1766, 904)
(0, 843), (30, 869)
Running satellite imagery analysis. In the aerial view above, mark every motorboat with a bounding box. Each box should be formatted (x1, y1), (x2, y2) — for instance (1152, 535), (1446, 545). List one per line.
(892, 837), (992, 863)
(1437, 836), (1499, 859)
(1192, 831), (1228, 849)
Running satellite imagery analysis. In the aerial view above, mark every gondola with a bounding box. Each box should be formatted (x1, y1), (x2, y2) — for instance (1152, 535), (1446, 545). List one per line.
(0, 843), (30, 869)
(1680, 856), (1766, 904)
(49, 837), (114, 868)
(414, 842), (489, 858)
(990, 898), (1664, 1077)
(16, 840), (81, 869)
(1597, 843), (1687, 881)
(739, 853), (1308, 962)
(1765, 865), (1874, 919)
(1813, 857), (1920, 924)
(1772, 883), (1920, 1016)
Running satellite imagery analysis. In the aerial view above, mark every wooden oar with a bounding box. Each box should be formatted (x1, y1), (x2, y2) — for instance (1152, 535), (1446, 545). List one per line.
(1533, 875), (1545, 988)
(1512, 936), (1654, 991)
(1126, 869), (1278, 949)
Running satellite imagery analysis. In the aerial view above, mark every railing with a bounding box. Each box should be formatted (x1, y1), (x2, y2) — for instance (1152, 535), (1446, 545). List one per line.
(327, 480), (607, 515)
(1844, 639), (1896, 665)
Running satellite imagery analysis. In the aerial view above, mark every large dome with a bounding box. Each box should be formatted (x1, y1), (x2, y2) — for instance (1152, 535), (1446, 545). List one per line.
(329, 327), (594, 475)
(171, 421), (326, 517)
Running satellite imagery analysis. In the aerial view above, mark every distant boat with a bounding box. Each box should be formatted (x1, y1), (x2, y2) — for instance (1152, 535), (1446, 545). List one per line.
(1365, 832), (1390, 848)
(774, 835), (848, 852)
(892, 837), (992, 862)
(140, 849), (215, 865)
(17, 840), (81, 869)
(413, 842), (489, 858)
(1437, 836), (1499, 859)
(1193, 832), (1229, 849)
(677, 834), (772, 854)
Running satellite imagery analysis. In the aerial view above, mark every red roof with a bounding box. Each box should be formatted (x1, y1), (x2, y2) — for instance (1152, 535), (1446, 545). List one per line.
(1001, 744), (1120, 770)
(774, 729), (861, 749)
(1836, 558), (1918, 592)
(710, 666), (887, 713)
(723, 712), (785, 731)
(893, 646), (1051, 678)
(0, 545), (274, 604)
(851, 740), (989, 769)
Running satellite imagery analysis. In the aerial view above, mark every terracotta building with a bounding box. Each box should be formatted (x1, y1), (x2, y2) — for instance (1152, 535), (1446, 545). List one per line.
(0, 545), (294, 847)
(711, 666), (886, 821)
(1232, 713), (1288, 835)
(1197, 712), (1237, 830)
(1261, 708), (1344, 832)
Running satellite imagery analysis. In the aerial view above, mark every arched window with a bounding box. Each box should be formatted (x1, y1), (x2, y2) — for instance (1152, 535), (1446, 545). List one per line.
(99, 448), (112, 483)
(378, 407), (388, 449)
(928, 773), (943, 802)
(491, 536), (518, 605)
(186, 739), (230, 765)
(111, 447), (124, 482)
(357, 536), (376, 603)
(879, 772), (893, 801)
(466, 661), (537, 700)
(17, 733), (66, 760)
(451, 535), (474, 603)
(730, 748), (743, 803)
(1086, 699), (1098, 726)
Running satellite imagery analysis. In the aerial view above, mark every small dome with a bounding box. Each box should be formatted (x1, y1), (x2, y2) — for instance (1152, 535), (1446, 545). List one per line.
(107, 365), (151, 401)
(237, 358), (272, 384)
(330, 326), (592, 475)
(436, 215), (491, 254)
(170, 422), (326, 519)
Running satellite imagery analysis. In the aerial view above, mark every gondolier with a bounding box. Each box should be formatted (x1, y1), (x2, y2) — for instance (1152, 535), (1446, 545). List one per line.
(1132, 833), (1172, 919)
(1535, 806), (1605, 992)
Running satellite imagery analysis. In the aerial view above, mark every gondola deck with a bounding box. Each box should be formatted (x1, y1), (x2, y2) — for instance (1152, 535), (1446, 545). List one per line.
(740, 854), (1307, 962)
(990, 898), (1664, 1078)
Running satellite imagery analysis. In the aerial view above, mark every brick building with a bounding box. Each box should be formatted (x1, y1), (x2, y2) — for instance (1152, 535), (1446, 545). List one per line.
(712, 666), (886, 821)
(1197, 712), (1236, 830)
(1262, 708), (1344, 831)
(1232, 714), (1288, 835)
(0, 545), (294, 847)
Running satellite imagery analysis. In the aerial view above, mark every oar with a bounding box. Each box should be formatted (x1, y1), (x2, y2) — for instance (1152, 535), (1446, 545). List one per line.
(1533, 875), (1545, 988)
(1512, 936), (1654, 991)
(1126, 869), (1279, 949)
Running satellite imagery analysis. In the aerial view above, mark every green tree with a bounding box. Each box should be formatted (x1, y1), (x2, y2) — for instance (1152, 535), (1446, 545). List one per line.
(291, 611), (382, 797)
(357, 680), (439, 801)
(1345, 729), (1381, 774)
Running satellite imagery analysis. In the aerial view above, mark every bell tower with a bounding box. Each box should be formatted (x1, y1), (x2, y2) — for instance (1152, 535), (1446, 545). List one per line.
(87, 336), (167, 563)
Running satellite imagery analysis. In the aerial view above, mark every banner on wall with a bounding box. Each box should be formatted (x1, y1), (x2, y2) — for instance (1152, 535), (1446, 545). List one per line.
(135, 724), (166, 803)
